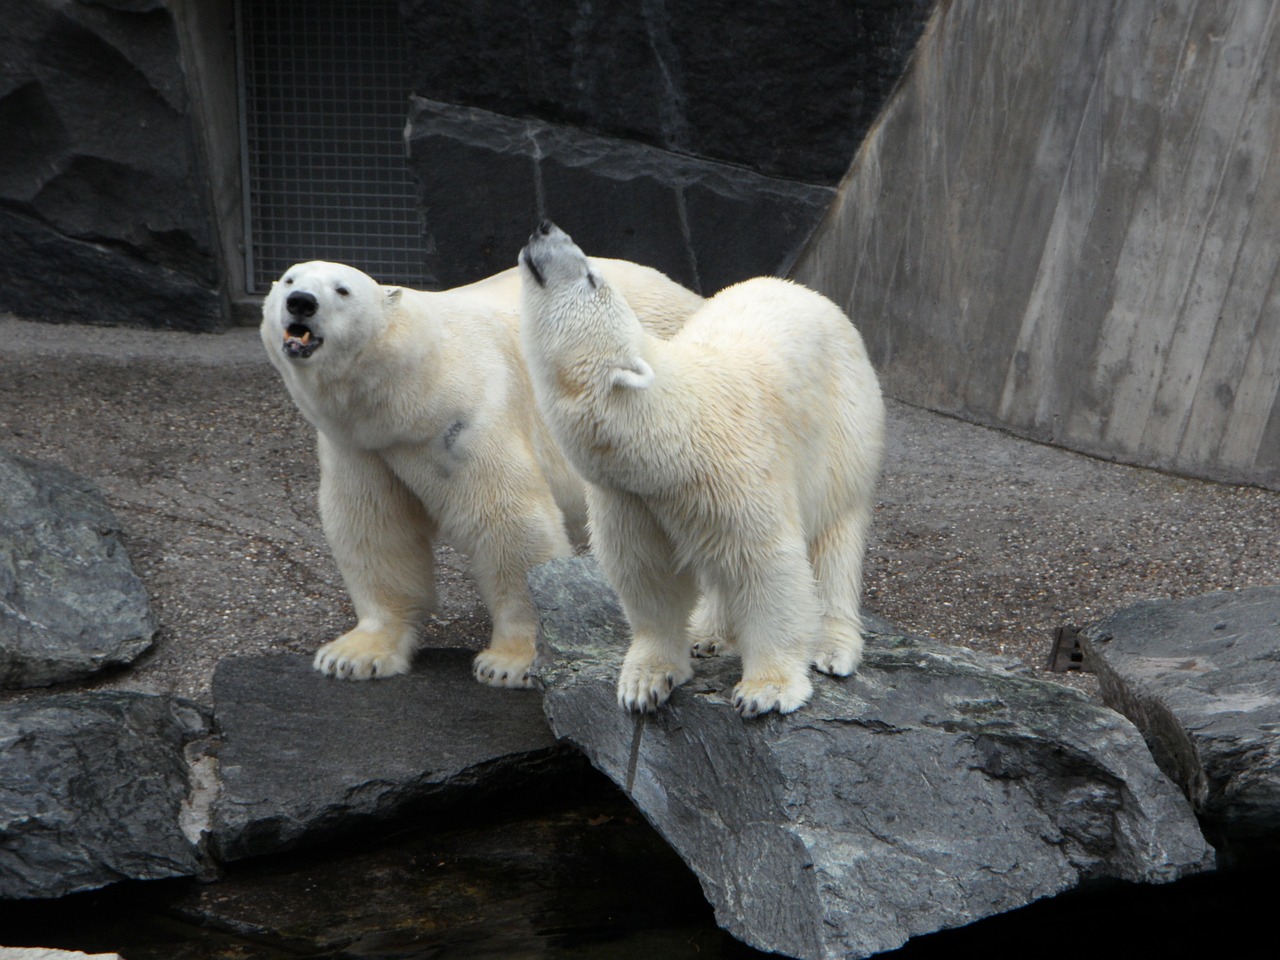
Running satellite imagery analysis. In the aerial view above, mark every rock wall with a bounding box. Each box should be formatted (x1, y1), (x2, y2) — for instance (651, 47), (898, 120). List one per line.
(398, 0), (934, 187)
(0, 0), (931, 326)
(794, 0), (1280, 489)
(0, 0), (224, 330)
(402, 0), (932, 291)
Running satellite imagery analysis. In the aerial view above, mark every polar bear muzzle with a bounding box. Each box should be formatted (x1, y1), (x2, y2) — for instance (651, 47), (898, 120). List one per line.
(519, 219), (597, 292)
(282, 290), (324, 359)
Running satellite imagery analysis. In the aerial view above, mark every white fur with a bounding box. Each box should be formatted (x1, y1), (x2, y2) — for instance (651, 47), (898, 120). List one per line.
(261, 257), (702, 688)
(518, 223), (885, 717)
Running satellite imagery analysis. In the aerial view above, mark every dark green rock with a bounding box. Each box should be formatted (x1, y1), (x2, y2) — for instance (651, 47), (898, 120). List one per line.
(0, 692), (209, 899)
(530, 555), (1214, 959)
(1081, 587), (1280, 864)
(0, 449), (155, 689)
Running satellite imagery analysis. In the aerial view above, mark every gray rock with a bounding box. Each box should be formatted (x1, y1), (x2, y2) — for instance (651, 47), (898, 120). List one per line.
(209, 651), (579, 861)
(530, 556), (1214, 960)
(0, 450), (155, 689)
(1081, 587), (1280, 864)
(0, 692), (209, 899)
(398, 0), (934, 184)
(0, 0), (222, 330)
(405, 97), (834, 293)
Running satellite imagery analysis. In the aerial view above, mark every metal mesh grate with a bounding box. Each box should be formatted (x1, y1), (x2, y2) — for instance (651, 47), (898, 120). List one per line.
(238, 0), (428, 292)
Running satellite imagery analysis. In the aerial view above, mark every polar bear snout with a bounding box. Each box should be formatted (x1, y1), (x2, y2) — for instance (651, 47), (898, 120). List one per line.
(519, 220), (596, 292)
(286, 290), (319, 318)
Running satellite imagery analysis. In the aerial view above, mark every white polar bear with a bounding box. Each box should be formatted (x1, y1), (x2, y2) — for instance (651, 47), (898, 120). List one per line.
(518, 221), (884, 717)
(261, 256), (702, 688)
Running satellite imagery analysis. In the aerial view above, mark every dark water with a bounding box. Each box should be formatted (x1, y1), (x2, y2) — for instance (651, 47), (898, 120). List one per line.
(0, 778), (1272, 959)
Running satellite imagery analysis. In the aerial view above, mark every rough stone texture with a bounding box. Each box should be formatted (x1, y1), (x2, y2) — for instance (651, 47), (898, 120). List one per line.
(530, 556), (1214, 960)
(793, 0), (1280, 489)
(0, 449), (155, 690)
(209, 651), (578, 861)
(0, 0), (222, 330)
(0, 951), (122, 959)
(405, 97), (834, 294)
(1081, 588), (1280, 864)
(399, 0), (934, 185)
(0, 692), (208, 900)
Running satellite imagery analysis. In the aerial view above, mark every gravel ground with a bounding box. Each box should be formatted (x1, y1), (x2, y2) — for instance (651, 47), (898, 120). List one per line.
(3, 313), (1279, 706)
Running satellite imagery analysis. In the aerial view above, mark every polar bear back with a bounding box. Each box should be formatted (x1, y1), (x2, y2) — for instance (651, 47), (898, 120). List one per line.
(666, 277), (882, 513)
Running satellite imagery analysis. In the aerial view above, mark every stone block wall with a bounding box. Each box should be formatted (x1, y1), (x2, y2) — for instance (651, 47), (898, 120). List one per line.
(794, 0), (1280, 489)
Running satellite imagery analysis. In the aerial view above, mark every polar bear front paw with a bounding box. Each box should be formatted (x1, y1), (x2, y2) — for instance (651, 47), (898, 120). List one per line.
(732, 673), (813, 718)
(314, 629), (411, 680)
(617, 653), (694, 713)
(473, 648), (536, 689)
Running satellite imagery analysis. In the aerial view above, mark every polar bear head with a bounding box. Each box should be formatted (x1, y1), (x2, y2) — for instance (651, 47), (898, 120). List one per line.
(261, 261), (396, 363)
(519, 221), (654, 391)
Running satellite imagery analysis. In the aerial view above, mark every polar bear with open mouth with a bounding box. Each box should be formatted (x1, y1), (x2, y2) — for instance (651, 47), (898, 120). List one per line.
(518, 222), (884, 717)
(261, 255), (702, 688)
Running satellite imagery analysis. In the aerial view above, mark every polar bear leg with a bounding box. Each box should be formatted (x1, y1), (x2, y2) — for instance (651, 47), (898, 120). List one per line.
(314, 437), (437, 679)
(461, 494), (574, 690)
(809, 508), (872, 676)
(468, 553), (553, 690)
(727, 542), (824, 717)
(589, 488), (698, 712)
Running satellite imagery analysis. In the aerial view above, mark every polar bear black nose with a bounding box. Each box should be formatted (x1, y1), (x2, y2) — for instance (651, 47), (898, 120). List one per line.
(286, 291), (318, 317)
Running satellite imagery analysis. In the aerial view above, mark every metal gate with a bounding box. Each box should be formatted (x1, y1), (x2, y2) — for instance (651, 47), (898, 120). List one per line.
(237, 0), (429, 292)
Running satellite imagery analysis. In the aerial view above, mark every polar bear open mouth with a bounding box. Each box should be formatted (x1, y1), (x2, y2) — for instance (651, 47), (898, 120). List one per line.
(283, 322), (324, 359)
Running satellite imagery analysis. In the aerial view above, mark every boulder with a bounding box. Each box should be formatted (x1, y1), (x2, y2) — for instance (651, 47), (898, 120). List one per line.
(0, 692), (209, 900)
(529, 556), (1214, 960)
(1081, 587), (1280, 864)
(209, 652), (580, 861)
(404, 97), (834, 293)
(0, 450), (155, 689)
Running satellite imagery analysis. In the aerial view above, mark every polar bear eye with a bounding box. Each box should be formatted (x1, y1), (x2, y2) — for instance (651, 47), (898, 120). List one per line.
(284, 277), (293, 285)
(336, 285), (350, 297)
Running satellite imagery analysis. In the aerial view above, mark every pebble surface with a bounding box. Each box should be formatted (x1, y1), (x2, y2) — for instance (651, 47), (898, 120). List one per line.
(3, 315), (1277, 705)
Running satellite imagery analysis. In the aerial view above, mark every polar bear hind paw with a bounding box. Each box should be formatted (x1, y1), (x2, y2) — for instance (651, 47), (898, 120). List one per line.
(473, 648), (536, 689)
(732, 673), (814, 718)
(691, 636), (733, 658)
(314, 631), (411, 680)
(812, 620), (865, 677)
(617, 654), (694, 713)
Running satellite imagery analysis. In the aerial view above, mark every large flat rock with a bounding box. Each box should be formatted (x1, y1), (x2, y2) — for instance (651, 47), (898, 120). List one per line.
(0, 692), (208, 900)
(0, 450), (155, 689)
(209, 651), (579, 861)
(1081, 587), (1280, 864)
(530, 556), (1213, 960)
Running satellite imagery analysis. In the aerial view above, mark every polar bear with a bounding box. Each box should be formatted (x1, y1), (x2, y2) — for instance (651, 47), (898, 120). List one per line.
(518, 221), (884, 717)
(261, 256), (702, 688)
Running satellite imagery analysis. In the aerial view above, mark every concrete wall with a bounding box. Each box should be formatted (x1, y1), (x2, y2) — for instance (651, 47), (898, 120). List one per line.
(794, 0), (1280, 489)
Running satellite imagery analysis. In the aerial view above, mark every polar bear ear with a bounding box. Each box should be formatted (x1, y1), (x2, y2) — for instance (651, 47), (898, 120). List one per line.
(610, 356), (654, 390)
(385, 287), (402, 307)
